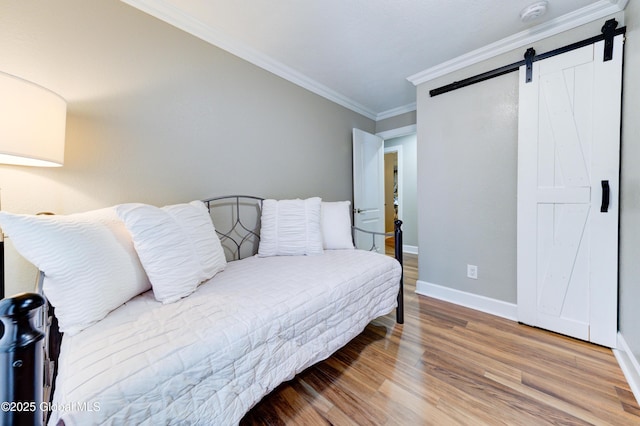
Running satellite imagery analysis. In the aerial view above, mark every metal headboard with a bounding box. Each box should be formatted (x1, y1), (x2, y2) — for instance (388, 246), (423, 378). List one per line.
(203, 195), (404, 323)
(203, 194), (404, 259)
(352, 225), (398, 253)
(203, 195), (263, 261)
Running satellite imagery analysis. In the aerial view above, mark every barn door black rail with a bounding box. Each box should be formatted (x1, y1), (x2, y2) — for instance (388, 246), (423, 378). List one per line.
(429, 19), (625, 97)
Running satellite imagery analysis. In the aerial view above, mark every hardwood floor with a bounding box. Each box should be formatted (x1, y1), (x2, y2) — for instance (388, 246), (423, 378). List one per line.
(241, 253), (640, 425)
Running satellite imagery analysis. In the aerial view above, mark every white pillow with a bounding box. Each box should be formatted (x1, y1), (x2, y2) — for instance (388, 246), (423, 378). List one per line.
(116, 201), (226, 304)
(163, 201), (227, 280)
(0, 208), (150, 335)
(258, 197), (324, 256)
(321, 201), (354, 249)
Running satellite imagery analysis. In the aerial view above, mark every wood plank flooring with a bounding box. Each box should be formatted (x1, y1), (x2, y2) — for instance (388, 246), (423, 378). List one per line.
(241, 253), (640, 425)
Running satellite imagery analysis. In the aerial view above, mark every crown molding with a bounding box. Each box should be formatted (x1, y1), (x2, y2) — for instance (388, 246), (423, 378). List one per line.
(121, 0), (378, 120)
(407, 0), (627, 86)
(376, 102), (417, 121)
(376, 124), (417, 140)
(121, 0), (627, 120)
(611, 0), (629, 10)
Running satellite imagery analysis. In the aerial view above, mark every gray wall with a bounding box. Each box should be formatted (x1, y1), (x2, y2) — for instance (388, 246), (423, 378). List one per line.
(385, 134), (418, 249)
(417, 72), (518, 301)
(0, 0), (374, 295)
(376, 110), (416, 134)
(620, 2), (640, 366)
(416, 14), (623, 303)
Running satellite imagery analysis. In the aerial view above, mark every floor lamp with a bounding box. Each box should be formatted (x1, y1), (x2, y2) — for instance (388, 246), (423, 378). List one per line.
(0, 71), (66, 299)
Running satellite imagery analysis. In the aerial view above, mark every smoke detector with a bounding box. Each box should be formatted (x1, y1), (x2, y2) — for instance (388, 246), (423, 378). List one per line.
(520, 1), (548, 22)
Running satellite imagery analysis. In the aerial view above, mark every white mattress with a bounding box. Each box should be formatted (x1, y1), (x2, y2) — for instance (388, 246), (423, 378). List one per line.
(49, 250), (401, 425)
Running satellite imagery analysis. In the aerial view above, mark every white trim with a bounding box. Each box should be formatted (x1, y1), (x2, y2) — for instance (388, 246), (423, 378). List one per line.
(614, 332), (640, 406)
(407, 0), (626, 86)
(381, 128), (417, 255)
(120, 0), (378, 120)
(416, 280), (518, 321)
(376, 103), (417, 121)
(611, 0), (630, 10)
(403, 245), (419, 255)
(121, 0), (627, 119)
(384, 145), (403, 228)
(376, 124), (417, 140)
(415, 281), (640, 405)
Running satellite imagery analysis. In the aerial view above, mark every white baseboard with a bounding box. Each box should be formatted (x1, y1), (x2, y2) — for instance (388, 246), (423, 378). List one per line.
(403, 245), (418, 255)
(614, 332), (640, 406)
(416, 280), (518, 321)
(416, 281), (640, 406)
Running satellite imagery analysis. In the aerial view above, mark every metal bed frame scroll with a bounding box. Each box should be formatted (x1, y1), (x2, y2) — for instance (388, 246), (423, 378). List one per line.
(0, 194), (404, 425)
(203, 195), (404, 323)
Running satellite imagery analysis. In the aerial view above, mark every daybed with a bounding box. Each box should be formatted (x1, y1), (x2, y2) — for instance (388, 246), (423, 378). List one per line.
(0, 195), (403, 425)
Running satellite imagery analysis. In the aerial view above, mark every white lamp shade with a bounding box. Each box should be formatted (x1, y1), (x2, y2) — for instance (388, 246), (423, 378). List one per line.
(0, 71), (66, 167)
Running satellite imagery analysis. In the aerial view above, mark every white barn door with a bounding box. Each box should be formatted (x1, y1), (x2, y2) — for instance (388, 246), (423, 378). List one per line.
(517, 35), (623, 348)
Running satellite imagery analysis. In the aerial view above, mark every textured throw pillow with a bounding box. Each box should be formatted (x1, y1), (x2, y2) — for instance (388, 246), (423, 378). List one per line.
(0, 208), (151, 335)
(116, 201), (226, 304)
(258, 197), (324, 256)
(321, 201), (354, 249)
(163, 201), (227, 280)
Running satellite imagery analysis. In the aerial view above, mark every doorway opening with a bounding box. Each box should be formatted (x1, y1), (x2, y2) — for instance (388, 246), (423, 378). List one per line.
(384, 151), (398, 233)
(384, 146), (402, 247)
(377, 124), (418, 255)
(384, 145), (402, 250)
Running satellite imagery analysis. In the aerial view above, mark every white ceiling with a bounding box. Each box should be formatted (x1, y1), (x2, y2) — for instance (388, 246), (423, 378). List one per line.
(122, 0), (627, 120)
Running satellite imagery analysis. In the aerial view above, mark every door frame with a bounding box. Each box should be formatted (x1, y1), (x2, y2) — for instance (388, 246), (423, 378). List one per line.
(378, 124), (416, 229)
(384, 145), (403, 228)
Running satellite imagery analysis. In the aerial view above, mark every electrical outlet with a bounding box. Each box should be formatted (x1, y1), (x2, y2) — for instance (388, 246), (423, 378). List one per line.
(467, 264), (478, 280)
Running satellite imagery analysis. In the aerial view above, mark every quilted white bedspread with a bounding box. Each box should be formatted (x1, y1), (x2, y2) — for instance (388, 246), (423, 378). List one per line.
(49, 250), (401, 425)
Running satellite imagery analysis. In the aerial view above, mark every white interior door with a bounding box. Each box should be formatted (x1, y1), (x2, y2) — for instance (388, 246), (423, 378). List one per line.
(517, 35), (623, 348)
(353, 128), (385, 251)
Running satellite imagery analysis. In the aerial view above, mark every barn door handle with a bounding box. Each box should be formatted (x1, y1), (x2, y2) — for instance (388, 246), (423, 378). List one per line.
(601, 180), (610, 212)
